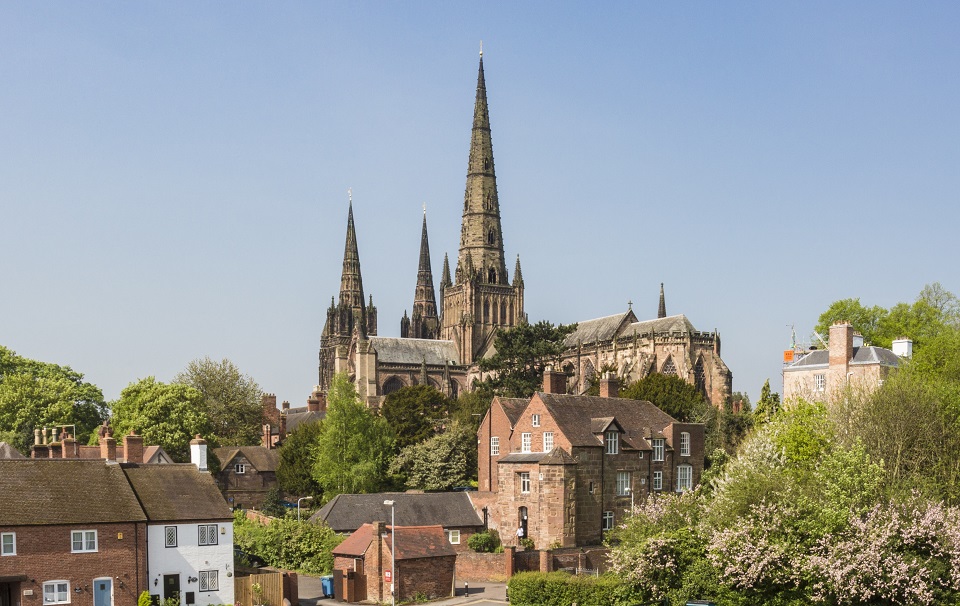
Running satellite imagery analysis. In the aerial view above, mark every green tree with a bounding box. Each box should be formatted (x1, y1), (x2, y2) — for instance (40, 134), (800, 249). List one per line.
(110, 377), (212, 462)
(752, 379), (781, 423)
(389, 422), (476, 490)
(476, 320), (577, 398)
(233, 509), (344, 575)
(620, 373), (707, 422)
(450, 390), (494, 433)
(380, 385), (450, 450)
(173, 356), (264, 446)
(277, 420), (323, 499)
(814, 298), (888, 346)
(312, 374), (393, 499)
(0, 346), (107, 453)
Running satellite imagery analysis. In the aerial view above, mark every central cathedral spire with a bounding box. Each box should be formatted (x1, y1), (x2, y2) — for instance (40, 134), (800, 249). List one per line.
(457, 54), (508, 286)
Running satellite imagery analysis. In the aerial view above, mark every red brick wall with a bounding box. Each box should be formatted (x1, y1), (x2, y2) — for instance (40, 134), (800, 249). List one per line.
(478, 401), (518, 492)
(397, 556), (454, 600)
(0, 522), (148, 606)
(454, 552), (506, 582)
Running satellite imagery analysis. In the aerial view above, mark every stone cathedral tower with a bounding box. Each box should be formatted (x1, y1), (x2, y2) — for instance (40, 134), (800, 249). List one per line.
(440, 53), (525, 365)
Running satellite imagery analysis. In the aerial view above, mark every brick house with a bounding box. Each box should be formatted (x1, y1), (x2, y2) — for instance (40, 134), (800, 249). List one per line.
(122, 464), (234, 606)
(260, 392), (326, 449)
(331, 522), (455, 603)
(212, 446), (279, 509)
(783, 322), (906, 402)
(310, 492), (483, 553)
(478, 369), (705, 548)
(0, 460), (149, 606)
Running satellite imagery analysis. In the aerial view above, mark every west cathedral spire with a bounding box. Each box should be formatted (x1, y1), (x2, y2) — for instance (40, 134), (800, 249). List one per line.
(457, 54), (508, 286)
(402, 210), (439, 339)
(334, 200), (376, 338)
(658, 283), (667, 319)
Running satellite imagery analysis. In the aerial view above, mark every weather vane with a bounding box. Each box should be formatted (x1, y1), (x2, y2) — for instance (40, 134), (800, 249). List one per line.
(348, 187), (352, 203)
(480, 40), (483, 58)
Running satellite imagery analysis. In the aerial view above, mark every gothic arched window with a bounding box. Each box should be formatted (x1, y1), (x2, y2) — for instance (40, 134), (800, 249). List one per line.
(488, 268), (497, 283)
(483, 299), (490, 323)
(383, 376), (404, 395)
(661, 357), (677, 376)
(694, 358), (706, 394)
(487, 229), (496, 245)
(500, 299), (507, 324)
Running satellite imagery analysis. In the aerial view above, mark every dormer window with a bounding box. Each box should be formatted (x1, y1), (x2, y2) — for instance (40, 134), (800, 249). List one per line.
(605, 430), (619, 454)
(531, 414), (540, 427)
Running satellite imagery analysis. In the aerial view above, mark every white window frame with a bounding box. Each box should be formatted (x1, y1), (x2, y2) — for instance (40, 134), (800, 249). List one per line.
(602, 511), (614, 531)
(490, 436), (500, 456)
(445, 529), (461, 544)
(164, 526), (177, 548)
(519, 472), (531, 494)
(543, 432), (554, 452)
(652, 438), (665, 462)
(43, 581), (70, 604)
(653, 471), (663, 491)
(1, 532), (14, 556)
(198, 524), (218, 546)
(71, 530), (97, 553)
(605, 430), (619, 454)
(531, 414), (540, 427)
(815, 373), (826, 392)
(617, 471), (630, 496)
(680, 432), (691, 457)
(234, 463), (246, 474)
(521, 433), (532, 453)
(677, 464), (693, 492)
(199, 570), (219, 592)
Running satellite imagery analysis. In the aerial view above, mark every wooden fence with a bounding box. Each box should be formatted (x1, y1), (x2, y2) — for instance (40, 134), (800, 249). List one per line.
(235, 572), (287, 606)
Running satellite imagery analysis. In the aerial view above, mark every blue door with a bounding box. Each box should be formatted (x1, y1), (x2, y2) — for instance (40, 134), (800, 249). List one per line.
(94, 579), (112, 606)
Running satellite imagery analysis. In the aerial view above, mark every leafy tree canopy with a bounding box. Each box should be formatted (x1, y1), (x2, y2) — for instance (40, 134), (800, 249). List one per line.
(450, 389), (494, 434)
(0, 346), (107, 453)
(389, 422), (476, 491)
(233, 509), (343, 575)
(110, 376), (212, 462)
(173, 356), (264, 446)
(476, 320), (577, 398)
(277, 419), (323, 499)
(380, 384), (451, 450)
(620, 372), (707, 422)
(312, 373), (394, 500)
(752, 379), (781, 424)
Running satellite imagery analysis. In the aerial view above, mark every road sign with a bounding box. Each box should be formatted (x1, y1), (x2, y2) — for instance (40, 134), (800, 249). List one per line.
(384, 570), (392, 583)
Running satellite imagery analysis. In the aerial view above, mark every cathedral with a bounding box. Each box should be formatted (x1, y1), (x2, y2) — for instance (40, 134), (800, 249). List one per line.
(318, 54), (731, 408)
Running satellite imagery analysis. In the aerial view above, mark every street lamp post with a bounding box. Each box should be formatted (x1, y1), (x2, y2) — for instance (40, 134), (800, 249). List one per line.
(297, 496), (314, 522)
(383, 500), (396, 606)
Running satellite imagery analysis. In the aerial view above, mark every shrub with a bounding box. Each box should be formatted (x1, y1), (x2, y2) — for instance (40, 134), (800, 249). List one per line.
(138, 592), (152, 606)
(519, 536), (535, 550)
(507, 571), (645, 606)
(468, 529), (501, 553)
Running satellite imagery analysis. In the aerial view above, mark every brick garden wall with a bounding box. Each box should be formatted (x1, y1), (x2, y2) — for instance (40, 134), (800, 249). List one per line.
(455, 552), (506, 582)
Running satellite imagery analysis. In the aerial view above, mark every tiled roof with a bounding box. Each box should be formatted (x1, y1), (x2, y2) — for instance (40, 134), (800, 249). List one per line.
(0, 460), (146, 526)
(332, 522), (374, 557)
(122, 464), (232, 522)
(369, 337), (460, 365)
(499, 453), (549, 464)
(564, 312), (636, 346)
(213, 446), (279, 472)
(0, 442), (25, 459)
(496, 397), (529, 427)
(311, 492), (483, 533)
(391, 525), (457, 560)
(784, 346), (901, 371)
(536, 392), (678, 450)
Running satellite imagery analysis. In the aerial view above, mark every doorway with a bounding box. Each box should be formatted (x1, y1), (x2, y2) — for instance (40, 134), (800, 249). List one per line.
(93, 578), (112, 606)
(518, 506), (528, 541)
(163, 575), (180, 606)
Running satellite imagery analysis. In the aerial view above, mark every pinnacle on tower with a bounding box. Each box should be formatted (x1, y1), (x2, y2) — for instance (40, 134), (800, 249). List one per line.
(457, 54), (508, 286)
(339, 201), (366, 313)
(513, 254), (524, 288)
(404, 209), (439, 339)
(440, 253), (452, 291)
(658, 283), (667, 319)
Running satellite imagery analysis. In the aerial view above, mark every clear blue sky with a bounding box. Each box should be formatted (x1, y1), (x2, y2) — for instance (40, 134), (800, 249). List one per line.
(3, 2), (958, 405)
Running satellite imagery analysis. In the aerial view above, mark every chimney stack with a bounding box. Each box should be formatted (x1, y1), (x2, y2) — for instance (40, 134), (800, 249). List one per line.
(62, 434), (79, 459)
(307, 387), (326, 413)
(829, 322), (854, 370)
(892, 337), (914, 358)
(100, 432), (117, 462)
(190, 435), (208, 472)
(282, 400), (290, 411)
(599, 372), (619, 398)
(123, 431), (144, 464)
(542, 366), (567, 394)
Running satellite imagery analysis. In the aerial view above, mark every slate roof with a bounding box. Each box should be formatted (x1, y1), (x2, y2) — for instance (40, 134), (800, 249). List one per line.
(311, 492), (483, 533)
(286, 410), (325, 433)
(564, 312), (636, 346)
(0, 460), (146, 526)
(784, 346), (901, 371)
(535, 392), (678, 450)
(122, 464), (232, 522)
(369, 337), (460, 365)
(496, 397), (529, 427)
(625, 314), (698, 336)
(213, 446), (279, 472)
(499, 453), (550, 464)
(0, 442), (25, 459)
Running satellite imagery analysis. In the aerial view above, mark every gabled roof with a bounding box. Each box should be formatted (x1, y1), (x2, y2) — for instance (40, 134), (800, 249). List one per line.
(495, 397), (529, 427)
(122, 464), (232, 522)
(286, 410), (325, 434)
(369, 337), (460, 366)
(0, 460), (146, 526)
(0, 442), (25, 459)
(390, 525), (457, 560)
(625, 314), (698, 336)
(564, 311), (637, 346)
(784, 346), (901, 371)
(332, 521), (374, 557)
(213, 446), (279, 472)
(311, 492), (483, 533)
(535, 392), (678, 451)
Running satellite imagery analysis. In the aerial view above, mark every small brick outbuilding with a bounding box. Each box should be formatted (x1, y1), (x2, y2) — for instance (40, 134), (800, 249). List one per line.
(332, 522), (455, 603)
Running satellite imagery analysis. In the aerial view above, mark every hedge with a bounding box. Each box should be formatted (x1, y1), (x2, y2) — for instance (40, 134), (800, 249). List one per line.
(507, 571), (646, 606)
